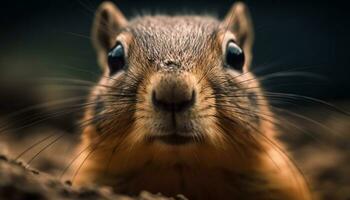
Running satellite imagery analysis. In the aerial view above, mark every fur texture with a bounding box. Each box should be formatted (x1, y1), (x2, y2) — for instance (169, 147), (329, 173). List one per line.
(74, 2), (312, 200)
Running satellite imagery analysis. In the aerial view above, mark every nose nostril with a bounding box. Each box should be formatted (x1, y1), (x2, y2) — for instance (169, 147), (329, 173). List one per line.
(152, 90), (195, 112)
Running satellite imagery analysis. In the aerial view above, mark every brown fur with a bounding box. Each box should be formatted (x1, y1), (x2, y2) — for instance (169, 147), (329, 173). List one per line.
(73, 2), (312, 200)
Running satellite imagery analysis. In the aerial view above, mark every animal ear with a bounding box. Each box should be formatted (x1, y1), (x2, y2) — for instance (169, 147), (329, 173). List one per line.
(92, 2), (127, 67)
(223, 2), (254, 69)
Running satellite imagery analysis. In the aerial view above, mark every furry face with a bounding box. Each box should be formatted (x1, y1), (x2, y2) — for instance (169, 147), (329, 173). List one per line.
(74, 3), (311, 200)
(88, 6), (265, 152)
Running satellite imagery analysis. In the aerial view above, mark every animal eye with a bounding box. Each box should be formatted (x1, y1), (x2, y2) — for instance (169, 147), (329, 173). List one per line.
(108, 43), (126, 75)
(224, 41), (245, 71)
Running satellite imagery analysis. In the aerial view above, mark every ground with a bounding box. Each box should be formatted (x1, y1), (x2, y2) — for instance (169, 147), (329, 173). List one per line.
(0, 154), (187, 200)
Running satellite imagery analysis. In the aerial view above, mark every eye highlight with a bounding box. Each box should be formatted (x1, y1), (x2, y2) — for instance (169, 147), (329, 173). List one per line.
(107, 43), (126, 75)
(224, 41), (245, 71)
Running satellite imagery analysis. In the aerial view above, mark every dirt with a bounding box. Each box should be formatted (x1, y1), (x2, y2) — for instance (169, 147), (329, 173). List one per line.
(0, 154), (187, 200)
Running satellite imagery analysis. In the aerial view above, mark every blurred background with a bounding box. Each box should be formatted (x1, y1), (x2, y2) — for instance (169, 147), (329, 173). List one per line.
(0, 0), (349, 199)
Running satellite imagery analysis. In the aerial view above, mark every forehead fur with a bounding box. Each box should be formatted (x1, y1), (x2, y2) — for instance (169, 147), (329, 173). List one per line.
(126, 15), (221, 63)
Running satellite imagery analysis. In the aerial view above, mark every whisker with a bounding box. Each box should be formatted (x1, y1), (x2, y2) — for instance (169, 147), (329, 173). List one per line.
(25, 134), (66, 168)
(219, 71), (327, 89)
(0, 96), (88, 133)
(212, 111), (310, 199)
(212, 102), (328, 145)
(61, 31), (91, 40)
(209, 90), (350, 116)
(15, 133), (57, 160)
(263, 92), (350, 116)
(240, 119), (311, 200)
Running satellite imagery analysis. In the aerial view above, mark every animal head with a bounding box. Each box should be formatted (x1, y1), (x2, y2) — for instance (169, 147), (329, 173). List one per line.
(85, 2), (271, 155)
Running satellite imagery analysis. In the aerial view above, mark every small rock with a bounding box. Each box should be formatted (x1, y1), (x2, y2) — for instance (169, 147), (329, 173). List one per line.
(64, 180), (72, 186)
(175, 194), (188, 200)
(31, 170), (40, 175)
(0, 155), (8, 161)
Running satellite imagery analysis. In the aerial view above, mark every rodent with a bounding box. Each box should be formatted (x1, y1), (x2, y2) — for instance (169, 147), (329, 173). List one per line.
(73, 2), (312, 200)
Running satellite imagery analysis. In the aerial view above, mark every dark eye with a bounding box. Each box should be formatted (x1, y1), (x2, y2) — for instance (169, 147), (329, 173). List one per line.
(108, 43), (126, 75)
(225, 41), (245, 71)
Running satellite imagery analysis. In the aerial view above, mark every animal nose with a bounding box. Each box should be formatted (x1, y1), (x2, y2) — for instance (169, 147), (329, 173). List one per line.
(150, 73), (197, 112)
(152, 90), (195, 112)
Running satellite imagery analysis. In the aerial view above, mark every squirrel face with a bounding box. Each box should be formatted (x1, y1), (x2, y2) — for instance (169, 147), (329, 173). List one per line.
(75, 3), (312, 199)
(86, 2), (268, 152)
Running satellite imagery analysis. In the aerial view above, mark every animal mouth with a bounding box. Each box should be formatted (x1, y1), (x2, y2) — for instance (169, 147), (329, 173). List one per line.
(148, 133), (197, 145)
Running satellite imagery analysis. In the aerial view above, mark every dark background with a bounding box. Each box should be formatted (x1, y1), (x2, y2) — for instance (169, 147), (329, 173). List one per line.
(0, 2), (349, 199)
(0, 0), (349, 129)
